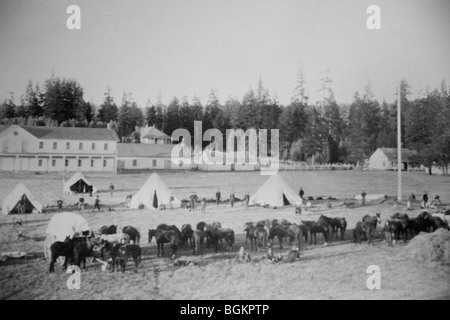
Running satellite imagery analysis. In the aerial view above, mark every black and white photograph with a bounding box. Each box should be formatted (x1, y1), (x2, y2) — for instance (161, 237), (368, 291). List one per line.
(0, 0), (449, 302)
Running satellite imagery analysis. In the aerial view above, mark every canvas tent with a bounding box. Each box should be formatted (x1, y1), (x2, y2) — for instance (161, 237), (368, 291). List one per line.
(63, 172), (97, 194)
(130, 172), (181, 209)
(2, 183), (43, 214)
(45, 212), (90, 241)
(250, 175), (302, 207)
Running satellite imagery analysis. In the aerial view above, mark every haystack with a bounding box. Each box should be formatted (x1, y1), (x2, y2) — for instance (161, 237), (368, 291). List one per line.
(400, 229), (450, 266)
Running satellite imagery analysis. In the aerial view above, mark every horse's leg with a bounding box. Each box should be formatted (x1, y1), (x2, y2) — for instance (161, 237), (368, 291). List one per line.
(279, 236), (283, 250)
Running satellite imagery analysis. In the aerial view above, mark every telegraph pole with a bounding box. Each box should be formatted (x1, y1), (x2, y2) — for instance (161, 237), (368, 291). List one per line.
(397, 83), (402, 203)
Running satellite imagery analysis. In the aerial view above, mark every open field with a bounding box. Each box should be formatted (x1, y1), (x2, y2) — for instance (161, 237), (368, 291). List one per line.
(0, 170), (449, 300)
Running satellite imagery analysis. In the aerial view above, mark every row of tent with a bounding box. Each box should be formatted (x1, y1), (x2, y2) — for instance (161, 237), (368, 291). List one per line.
(2, 172), (303, 215)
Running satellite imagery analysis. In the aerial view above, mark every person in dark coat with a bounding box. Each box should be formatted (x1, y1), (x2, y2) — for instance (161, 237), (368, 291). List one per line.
(230, 190), (235, 208)
(57, 198), (63, 213)
(422, 192), (429, 208)
(216, 189), (221, 207)
(361, 190), (367, 206)
(92, 195), (101, 212)
(152, 190), (158, 209)
(299, 187), (305, 199)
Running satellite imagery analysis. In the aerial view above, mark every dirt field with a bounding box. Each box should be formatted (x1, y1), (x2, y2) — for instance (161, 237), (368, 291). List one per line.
(0, 170), (449, 300)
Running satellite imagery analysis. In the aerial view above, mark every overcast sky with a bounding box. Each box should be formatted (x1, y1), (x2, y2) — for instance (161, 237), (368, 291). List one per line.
(1, 0), (449, 107)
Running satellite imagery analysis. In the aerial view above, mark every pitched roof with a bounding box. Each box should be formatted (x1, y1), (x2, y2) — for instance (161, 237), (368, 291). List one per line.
(140, 126), (170, 139)
(117, 143), (175, 158)
(0, 125), (119, 141)
(379, 148), (417, 161)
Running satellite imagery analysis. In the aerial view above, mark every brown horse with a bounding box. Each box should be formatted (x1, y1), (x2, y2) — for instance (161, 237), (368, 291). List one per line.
(210, 228), (235, 252)
(148, 229), (181, 258)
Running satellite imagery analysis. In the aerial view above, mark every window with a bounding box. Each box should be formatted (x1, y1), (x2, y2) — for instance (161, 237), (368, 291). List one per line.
(66, 142), (70, 150)
(38, 159), (43, 167)
(152, 160), (157, 167)
(13, 131), (19, 136)
(103, 159), (107, 167)
(92, 143), (96, 150)
(91, 159), (95, 167)
(65, 159), (69, 167)
(39, 141), (44, 149)
(132, 159), (137, 167)
(52, 159), (56, 167)
(22, 141), (28, 152)
(78, 159), (82, 167)
(104, 143), (108, 151)
(53, 142), (57, 150)
(2, 141), (8, 152)
(79, 143), (83, 150)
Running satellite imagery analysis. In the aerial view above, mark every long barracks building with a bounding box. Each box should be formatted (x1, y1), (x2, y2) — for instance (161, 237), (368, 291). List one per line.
(0, 124), (119, 172)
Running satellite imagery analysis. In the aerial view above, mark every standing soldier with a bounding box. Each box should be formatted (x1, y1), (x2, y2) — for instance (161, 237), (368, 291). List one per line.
(169, 193), (175, 210)
(57, 198), (63, 213)
(299, 187), (305, 199)
(201, 196), (206, 214)
(361, 190), (367, 206)
(230, 190), (235, 208)
(92, 195), (101, 212)
(245, 192), (250, 208)
(216, 189), (221, 207)
(78, 195), (85, 213)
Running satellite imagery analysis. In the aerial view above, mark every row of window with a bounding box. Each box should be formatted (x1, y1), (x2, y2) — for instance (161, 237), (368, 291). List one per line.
(38, 159), (109, 168)
(39, 141), (109, 151)
(132, 159), (157, 167)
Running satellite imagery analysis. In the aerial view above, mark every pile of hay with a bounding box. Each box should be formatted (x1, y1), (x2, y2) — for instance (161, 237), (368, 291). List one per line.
(400, 229), (450, 266)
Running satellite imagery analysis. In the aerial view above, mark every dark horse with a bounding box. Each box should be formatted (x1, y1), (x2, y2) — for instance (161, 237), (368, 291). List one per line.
(122, 226), (141, 245)
(302, 220), (330, 245)
(49, 236), (74, 273)
(99, 225), (117, 235)
(148, 229), (181, 258)
(268, 224), (289, 249)
(210, 228), (235, 252)
(360, 213), (381, 244)
(318, 215), (347, 241)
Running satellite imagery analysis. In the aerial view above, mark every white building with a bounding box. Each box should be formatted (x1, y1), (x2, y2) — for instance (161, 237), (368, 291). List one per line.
(0, 124), (119, 172)
(368, 147), (417, 171)
(140, 125), (171, 144)
(117, 143), (192, 170)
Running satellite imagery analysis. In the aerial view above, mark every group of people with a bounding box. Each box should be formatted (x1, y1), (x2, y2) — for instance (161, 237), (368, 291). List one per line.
(184, 189), (251, 213)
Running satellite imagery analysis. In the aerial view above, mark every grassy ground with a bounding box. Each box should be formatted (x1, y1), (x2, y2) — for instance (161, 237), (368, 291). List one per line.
(0, 170), (449, 300)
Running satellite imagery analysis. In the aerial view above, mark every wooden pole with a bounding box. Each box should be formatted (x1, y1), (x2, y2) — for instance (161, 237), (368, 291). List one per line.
(397, 83), (402, 203)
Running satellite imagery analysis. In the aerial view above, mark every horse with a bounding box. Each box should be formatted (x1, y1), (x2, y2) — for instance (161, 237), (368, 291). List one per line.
(192, 229), (204, 255)
(157, 223), (182, 236)
(148, 229), (181, 258)
(181, 224), (194, 247)
(268, 224), (289, 249)
(391, 213), (409, 220)
(49, 236), (74, 273)
(318, 215), (347, 241)
(353, 221), (363, 244)
(302, 221), (329, 245)
(387, 219), (407, 243)
(287, 224), (303, 250)
(210, 228), (235, 252)
(72, 235), (95, 270)
(405, 218), (422, 237)
(254, 227), (267, 251)
(99, 233), (130, 246)
(196, 221), (207, 231)
(122, 226), (141, 245)
(244, 223), (257, 249)
(99, 225), (117, 235)
(110, 243), (141, 273)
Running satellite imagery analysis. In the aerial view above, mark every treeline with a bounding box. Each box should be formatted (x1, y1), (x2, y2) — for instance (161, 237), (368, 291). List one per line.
(1, 74), (449, 172)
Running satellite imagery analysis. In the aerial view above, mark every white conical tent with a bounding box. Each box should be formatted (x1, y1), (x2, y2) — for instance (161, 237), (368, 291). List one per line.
(2, 183), (43, 214)
(130, 173), (181, 209)
(250, 175), (302, 207)
(63, 172), (97, 194)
